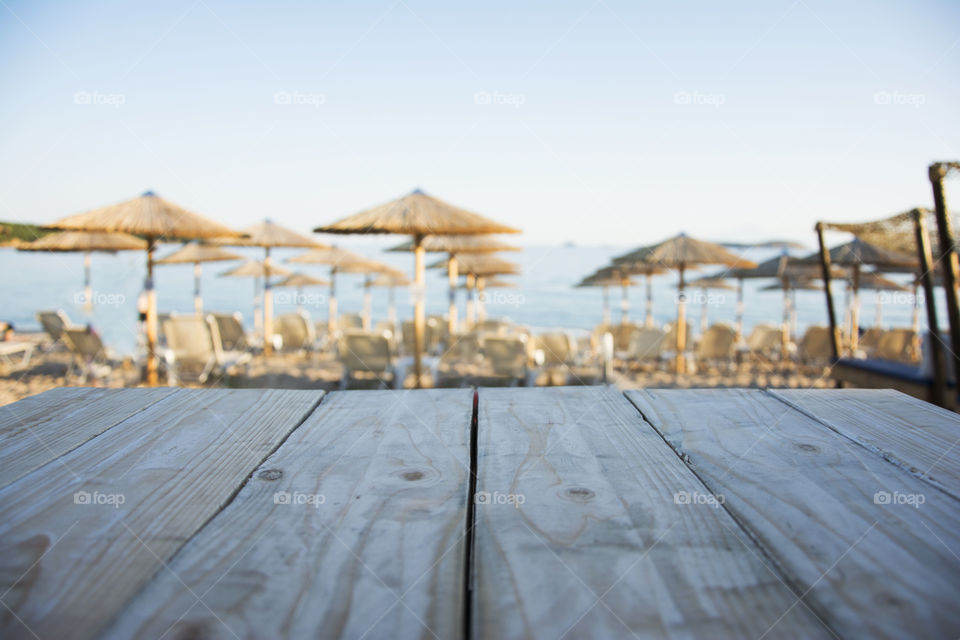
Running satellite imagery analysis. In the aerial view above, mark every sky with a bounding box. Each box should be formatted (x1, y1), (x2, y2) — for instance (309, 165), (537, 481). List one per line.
(1, 0), (958, 245)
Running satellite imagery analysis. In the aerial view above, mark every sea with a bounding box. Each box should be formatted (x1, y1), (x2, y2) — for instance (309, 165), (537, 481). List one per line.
(1, 241), (939, 357)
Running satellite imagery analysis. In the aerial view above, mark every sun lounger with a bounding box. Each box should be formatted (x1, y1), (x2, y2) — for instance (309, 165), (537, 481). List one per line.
(36, 310), (72, 347)
(61, 327), (114, 383)
(274, 312), (316, 352)
(476, 334), (531, 386)
(799, 326), (834, 365)
(207, 312), (249, 351)
(695, 324), (737, 369)
(339, 313), (363, 331)
(626, 327), (666, 364)
(163, 316), (250, 385)
(0, 341), (35, 371)
(338, 330), (396, 389)
(875, 328), (919, 363)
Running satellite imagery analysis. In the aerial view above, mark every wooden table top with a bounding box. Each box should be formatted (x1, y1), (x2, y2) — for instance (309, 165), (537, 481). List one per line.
(0, 386), (958, 639)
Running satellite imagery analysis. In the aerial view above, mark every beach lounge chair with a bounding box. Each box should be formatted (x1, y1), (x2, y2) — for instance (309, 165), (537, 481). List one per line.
(339, 313), (363, 331)
(695, 324), (737, 368)
(476, 334), (531, 386)
(61, 327), (114, 383)
(36, 310), (72, 347)
(875, 328), (919, 364)
(274, 312), (316, 352)
(663, 322), (693, 364)
(436, 332), (483, 386)
(534, 332), (578, 385)
(746, 324), (782, 359)
(338, 330), (395, 389)
(626, 327), (666, 364)
(610, 324), (637, 354)
(207, 312), (249, 351)
(857, 327), (885, 358)
(163, 316), (250, 385)
(401, 317), (443, 356)
(799, 326), (834, 365)
(0, 341), (35, 371)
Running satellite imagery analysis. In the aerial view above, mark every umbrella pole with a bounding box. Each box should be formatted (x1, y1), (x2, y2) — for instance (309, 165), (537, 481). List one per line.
(328, 267), (338, 338)
(913, 210), (947, 405)
(602, 286), (610, 326)
(388, 286), (397, 329)
(448, 255), (458, 336)
(912, 282), (920, 333)
(296, 286), (304, 312)
(362, 277), (372, 330)
(413, 234), (425, 388)
(83, 252), (93, 312)
(253, 276), (262, 337)
(700, 288), (708, 335)
(930, 163), (960, 386)
(477, 277), (488, 322)
(263, 247), (273, 356)
(676, 266), (687, 374)
(466, 274), (476, 329)
(850, 264), (861, 353)
(815, 222), (841, 361)
(194, 262), (203, 315)
(620, 279), (629, 325)
(781, 277), (790, 361)
(735, 277), (744, 343)
(145, 238), (159, 386)
(645, 274), (654, 327)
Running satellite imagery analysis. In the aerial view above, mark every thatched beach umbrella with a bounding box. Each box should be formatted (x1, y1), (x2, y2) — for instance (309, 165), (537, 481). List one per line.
(156, 242), (242, 314)
(219, 260), (291, 337)
(429, 253), (521, 325)
(684, 275), (736, 334)
(389, 234), (521, 335)
(273, 273), (330, 312)
(212, 220), (322, 355)
(18, 230), (146, 312)
(592, 262), (666, 326)
(288, 246), (382, 334)
(365, 271), (412, 328)
(616, 233), (755, 373)
(47, 191), (243, 384)
(315, 190), (521, 387)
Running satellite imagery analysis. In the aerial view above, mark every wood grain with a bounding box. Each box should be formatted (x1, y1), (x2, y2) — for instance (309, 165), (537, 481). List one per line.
(769, 388), (960, 499)
(627, 388), (960, 639)
(101, 389), (473, 640)
(0, 388), (322, 640)
(473, 386), (829, 639)
(0, 387), (176, 489)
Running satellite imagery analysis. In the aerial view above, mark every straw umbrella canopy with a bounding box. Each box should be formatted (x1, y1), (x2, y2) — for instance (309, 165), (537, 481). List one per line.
(429, 253), (521, 325)
(389, 234), (521, 335)
(364, 271), (412, 328)
(315, 190), (521, 387)
(272, 273), (331, 312)
(219, 260), (291, 337)
(577, 268), (638, 326)
(46, 191), (243, 385)
(156, 243), (242, 315)
(211, 220), (323, 354)
(683, 276), (736, 334)
(615, 233), (756, 373)
(800, 238), (916, 352)
(288, 246), (384, 333)
(18, 231), (147, 313)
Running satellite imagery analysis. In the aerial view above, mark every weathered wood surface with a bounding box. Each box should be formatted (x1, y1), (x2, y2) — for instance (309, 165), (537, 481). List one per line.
(0, 388), (322, 640)
(0, 387), (176, 489)
(627, 388), (960, 640)
(102, 389), (474, 640)
(473, 386), (830, 639)
(770, 388), (960, 499)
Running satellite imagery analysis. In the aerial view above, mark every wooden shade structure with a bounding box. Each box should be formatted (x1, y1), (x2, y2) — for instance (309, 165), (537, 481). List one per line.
(212, 220), (322, 355)
(219, 260), (291, 337)
(156, 243), (242, 315)
(315, 190), (521, 387)
(389, 234), (521, 335)
(18, 231), (146, 313)
(288, 246), (383, 334)
(46, 191), (243, 385)
(616, 234), (756, 373)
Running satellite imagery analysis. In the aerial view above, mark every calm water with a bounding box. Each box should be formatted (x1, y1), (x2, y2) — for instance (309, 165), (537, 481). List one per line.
(1, 241), (937, 357)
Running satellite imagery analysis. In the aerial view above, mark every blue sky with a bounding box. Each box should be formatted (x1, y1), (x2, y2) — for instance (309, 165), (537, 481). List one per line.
(1, 0), (958, 244)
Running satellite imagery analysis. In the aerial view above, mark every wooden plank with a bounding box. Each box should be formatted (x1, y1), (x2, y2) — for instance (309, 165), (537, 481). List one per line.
(769, 388), (960, 500)
(626, 388), (960, 639)
(0, 388), (323, 640)
(102, 389), (473, 640)
(473, 386), (830, 639)
(0, 387), (176, 489)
